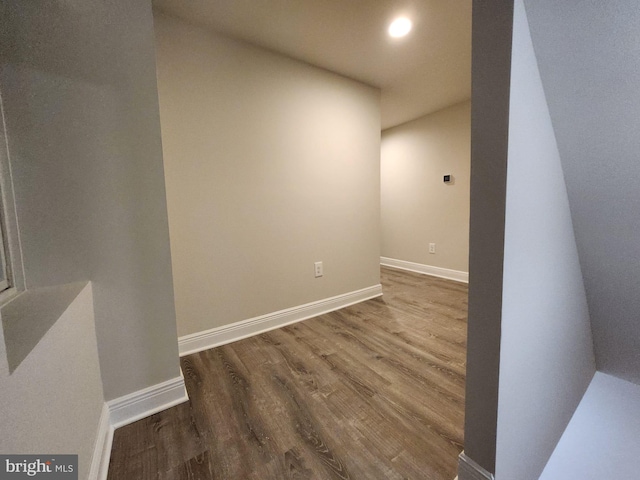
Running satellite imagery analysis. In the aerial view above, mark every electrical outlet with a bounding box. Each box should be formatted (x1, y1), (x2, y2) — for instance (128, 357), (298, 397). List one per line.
(314, 261), (323, 277)
(429, 243), (436, 254)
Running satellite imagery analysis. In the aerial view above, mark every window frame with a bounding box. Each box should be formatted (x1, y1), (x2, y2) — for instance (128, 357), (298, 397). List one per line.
(0, 212), (10, 292)
(0, 86), (24, 304)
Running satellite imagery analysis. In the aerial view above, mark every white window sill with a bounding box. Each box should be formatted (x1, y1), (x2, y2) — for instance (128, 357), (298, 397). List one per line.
(1, 281), (88, 373)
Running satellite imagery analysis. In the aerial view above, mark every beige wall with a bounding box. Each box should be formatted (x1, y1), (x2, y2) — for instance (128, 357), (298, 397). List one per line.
(0, 284), (104, 480)
(154, 14), (381, 337)
(381, 101), (471, 273)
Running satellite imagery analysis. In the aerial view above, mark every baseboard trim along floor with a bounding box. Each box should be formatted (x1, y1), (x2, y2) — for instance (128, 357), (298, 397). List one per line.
(107, 372), (189, 429)
(457, 451), (495, 480)
(110, 268), (466, 478)
(94, 372), (190, 479)
(178, 284), (383, 357)
(381, 257), (469, 283)
(89, 403), (113, 480)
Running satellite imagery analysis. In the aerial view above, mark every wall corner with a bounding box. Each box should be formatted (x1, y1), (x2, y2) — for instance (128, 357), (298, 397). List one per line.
(458, 451), (495, 480)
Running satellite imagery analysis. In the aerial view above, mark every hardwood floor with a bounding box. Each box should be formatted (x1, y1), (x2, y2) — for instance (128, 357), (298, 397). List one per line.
(107, 266), (468, 479)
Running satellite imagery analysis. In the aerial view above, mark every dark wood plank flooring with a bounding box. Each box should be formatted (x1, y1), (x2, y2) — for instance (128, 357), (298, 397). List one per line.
(108, 266), (468, 479)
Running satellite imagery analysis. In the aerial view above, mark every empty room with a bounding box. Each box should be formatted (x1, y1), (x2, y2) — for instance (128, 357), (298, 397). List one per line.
(4, 1), (640, 479)
(0, 0), (474, 477)
(110, 1), (472, 478)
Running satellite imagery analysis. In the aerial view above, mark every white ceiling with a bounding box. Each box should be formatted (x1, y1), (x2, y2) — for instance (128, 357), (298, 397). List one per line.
(152, 0), (472, 130)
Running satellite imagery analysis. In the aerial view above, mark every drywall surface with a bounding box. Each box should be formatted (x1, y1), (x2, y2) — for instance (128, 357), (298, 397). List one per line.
(2, 282), (87, 373)
(495, 2), (596, 479)
(539, 372), (640, 479)
(524, 1), (640, 384)
(381, 101), (470, 273)
(0, 284), (104, 480)
(0, 0), (180, 399)
(154, 14), (381, 337)
(462, 0), (513, 474)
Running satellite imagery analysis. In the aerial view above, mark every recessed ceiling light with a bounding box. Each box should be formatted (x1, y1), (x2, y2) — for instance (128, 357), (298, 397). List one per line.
(388, 17), (412, 38)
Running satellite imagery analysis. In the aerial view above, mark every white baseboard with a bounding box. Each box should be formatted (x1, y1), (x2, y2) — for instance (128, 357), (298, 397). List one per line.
(93, 372), (189, 479)
(178, 284), (383, 357)
(380, 257), (468, 283)
(458, 451), (495, 480)
(107, 371), (189, 429)
(89, 403), (114, 480)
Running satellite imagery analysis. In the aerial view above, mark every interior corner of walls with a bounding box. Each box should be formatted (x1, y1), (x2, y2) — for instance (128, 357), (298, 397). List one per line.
(380, 102), (471, 281)
(156, 19), (381, 345)
(89, 403), (114, 480)
(496, 0), (600, 478)
(380, 257), (469, 284)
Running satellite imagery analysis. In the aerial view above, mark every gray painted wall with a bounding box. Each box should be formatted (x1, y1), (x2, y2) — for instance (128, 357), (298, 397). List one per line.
(0, 284), (104, 480)
(495, 1), (596, 479)
(0, 0), (180, 400)
(540, 372), (640, 479)
(524, 0), (640, 385)
(462, 0), (514, 474)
